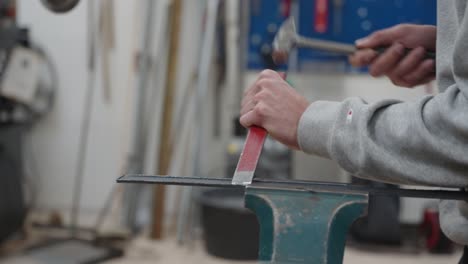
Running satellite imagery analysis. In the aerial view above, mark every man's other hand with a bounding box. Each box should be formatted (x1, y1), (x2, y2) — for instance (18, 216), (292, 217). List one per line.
(240, 70), (310, 149)
(349, 24), (436, 88)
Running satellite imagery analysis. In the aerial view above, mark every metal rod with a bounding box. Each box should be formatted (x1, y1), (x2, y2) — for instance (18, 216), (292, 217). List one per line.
(122, 0), (157, 232)
(70, 1), (97, 237)
(177, 0), (220, 244)
(295, 36), (356, 55)
(118, 175), (468, 201)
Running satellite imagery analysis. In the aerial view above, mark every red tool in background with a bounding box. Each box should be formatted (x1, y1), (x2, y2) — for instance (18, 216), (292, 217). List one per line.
(281, 0), (292, 18)
(315, 0), (329, 33)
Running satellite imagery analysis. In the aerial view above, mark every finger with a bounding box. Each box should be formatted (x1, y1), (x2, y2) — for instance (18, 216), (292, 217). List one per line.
(390, 46), (426, 78)
(244, 70), (275, 96)
(277, 72), (287, 80)
(239, 109), (261, 128)
(369, 43), (405, 77)
(349, 49), (378, 67)
(243, 81), (259, 103)
(241, 91), (253, 109)
(403, 59), (436, 85)
(240, 98), (256, 116)
(390, 71), (435, 88)
(244, 70), (279, 98)
(242, 79), (264, 107)
(259, 69), (279, 79)
(355, 28), (396, 49)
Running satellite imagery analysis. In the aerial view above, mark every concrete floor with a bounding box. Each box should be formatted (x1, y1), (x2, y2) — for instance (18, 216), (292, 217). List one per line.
(0, 236), (462, 263)
(104, 237), (463, 264)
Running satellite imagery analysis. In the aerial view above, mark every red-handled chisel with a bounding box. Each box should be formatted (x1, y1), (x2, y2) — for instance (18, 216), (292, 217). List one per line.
(232, 74), (287, 186)
(231, 126), (268, 185)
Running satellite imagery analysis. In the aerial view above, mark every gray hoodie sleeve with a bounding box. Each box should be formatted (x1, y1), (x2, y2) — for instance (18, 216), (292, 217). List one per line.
(297, 84), (468, 188)
(297, 1), (468, 245)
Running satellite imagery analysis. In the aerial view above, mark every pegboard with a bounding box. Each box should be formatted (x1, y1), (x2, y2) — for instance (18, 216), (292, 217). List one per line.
(247, 0), (437, 72)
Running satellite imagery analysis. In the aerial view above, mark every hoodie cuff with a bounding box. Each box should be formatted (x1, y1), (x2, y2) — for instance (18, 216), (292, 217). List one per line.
(297, 101), (341, 159)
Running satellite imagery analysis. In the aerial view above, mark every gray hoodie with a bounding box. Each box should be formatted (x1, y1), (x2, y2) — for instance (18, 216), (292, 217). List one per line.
(297, 1), (468, 244)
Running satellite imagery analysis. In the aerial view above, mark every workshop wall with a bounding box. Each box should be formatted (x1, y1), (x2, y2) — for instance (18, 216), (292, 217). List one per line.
(17, 1), (136, 216)
(16, 0), (435, 227)
(16, 0), (224, 229)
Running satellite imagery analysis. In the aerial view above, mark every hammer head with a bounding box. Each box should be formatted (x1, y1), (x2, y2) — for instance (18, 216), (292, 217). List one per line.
(272, 17), (298, 64)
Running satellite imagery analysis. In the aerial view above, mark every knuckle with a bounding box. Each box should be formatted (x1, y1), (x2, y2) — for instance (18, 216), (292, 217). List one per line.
(253, 106), (262, 117)
(394, 24), (410, 35)
(395, 23), (408, 31)
(257, 79), (269, 88)
(372, 31), (384, 40)
(401, 80), (416, 88)
(415, 46), (425, 55)
(403, 75), (417, 85)
(257, 79), (275, 90)
(390, 67), (403, 77)
(391, 44), (405, 56)
(260, 69), (276, 78)
(423, 60), (435, 71)
(369, 66), (380, 77)
(243, 88), (249, 96)
(254, 103), (267, 117)
(390, 77), (406, 87)
(348, 55), (358, 66)
(350, 53), (367, 67)
(254, 91), (266, 101)
(389, 76), (399, 86)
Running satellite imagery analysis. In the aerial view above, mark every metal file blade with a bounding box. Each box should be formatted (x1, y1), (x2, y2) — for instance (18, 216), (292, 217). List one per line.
(118, 175), (468, 201)
(231, 126), (268, 185)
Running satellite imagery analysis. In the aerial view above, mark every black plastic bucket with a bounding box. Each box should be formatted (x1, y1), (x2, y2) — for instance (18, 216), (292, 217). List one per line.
(199, 188), (259, 260)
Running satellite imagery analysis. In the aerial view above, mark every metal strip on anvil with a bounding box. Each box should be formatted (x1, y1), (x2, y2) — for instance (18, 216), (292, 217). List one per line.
(117, 175), (468, 201)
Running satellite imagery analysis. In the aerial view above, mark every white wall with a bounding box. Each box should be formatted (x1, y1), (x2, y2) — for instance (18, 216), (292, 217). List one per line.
(18, 1), (136, 215)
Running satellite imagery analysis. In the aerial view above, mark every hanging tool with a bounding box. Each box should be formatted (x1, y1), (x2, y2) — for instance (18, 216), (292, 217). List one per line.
(177, 0), (221, 244)
(281, 0), (292, 18)
(153, 0), (183, 239)
(41, 0), (80, 13)
(252, 0), (262, 16)
(314, 0), (329, 33)
(99, 0), (115, 103)
(272, 17), (435, 64)
(333, 0), (344, 35)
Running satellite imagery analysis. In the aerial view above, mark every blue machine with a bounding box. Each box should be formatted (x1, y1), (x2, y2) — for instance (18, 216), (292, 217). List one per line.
(247, 0), (437, 72)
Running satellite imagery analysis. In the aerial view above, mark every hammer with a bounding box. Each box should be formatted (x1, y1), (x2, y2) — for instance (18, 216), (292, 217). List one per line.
(272, 17), (435, 64)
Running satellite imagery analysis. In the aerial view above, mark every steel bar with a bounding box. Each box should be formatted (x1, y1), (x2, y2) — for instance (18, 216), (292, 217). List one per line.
(118, 175), (468, 201)
(122, 0), (157, 232)
(177, 0), (220, 244)
(70, 1), (97, 237)
(296, 36), (356, 55)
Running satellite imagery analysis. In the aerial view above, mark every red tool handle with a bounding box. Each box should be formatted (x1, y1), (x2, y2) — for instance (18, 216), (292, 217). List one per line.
(281, 0), (292, 17)
(315, 0), (329, 33)
(234, 73), (287, 176)
(235, 126), (268, 172)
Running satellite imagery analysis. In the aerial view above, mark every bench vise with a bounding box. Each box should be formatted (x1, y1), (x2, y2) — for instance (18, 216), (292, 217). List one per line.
(118, 175), (466, 263)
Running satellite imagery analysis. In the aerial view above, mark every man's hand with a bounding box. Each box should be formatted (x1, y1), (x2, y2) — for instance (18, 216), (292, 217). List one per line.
(240, 70), (310, 149)
(349, 24), (436, 88)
